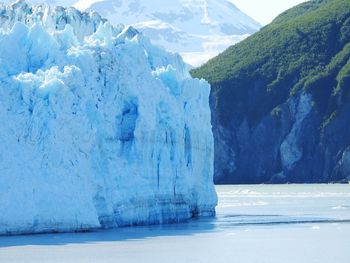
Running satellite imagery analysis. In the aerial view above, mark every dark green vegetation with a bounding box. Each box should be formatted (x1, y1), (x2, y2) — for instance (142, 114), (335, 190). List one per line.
(192, 0), (350, 184)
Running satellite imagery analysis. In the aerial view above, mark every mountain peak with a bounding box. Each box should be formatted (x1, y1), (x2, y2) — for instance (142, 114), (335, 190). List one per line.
(78, 0), (261, 65)
(0, 0), (261, 66)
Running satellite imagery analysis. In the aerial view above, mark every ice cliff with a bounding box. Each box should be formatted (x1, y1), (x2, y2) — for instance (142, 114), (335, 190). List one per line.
(0, 0), (217, 235)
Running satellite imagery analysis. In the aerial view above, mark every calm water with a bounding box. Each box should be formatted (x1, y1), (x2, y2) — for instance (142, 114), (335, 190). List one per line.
(1, 184), (350, 263)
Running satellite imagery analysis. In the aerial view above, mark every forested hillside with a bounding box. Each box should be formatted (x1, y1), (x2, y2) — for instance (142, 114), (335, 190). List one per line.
(192, 0), (350, 184)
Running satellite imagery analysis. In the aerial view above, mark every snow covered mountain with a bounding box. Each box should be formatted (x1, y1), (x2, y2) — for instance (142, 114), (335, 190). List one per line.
(1, 0), (261, 66)
(0, 0), (217, 235)
(77, 0), (262, 66)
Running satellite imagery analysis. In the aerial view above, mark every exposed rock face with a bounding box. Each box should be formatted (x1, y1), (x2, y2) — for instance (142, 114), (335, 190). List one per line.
(192, 0), (350, 184)
(213, 86), (350, 184)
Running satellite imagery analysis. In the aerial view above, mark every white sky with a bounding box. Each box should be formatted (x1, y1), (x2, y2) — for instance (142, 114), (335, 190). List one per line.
(2, 0), (308, 25)
(229, 0), (309, 25)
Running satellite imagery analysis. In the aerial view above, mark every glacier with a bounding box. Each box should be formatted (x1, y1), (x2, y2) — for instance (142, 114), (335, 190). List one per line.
(0, 0), (217, 235)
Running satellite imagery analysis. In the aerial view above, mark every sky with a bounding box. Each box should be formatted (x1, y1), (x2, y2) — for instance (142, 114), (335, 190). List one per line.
(230, 0), (309, 25)
(1, 0), (308, 26)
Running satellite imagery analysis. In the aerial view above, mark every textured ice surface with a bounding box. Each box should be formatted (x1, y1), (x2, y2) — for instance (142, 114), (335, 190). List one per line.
(0, 0), (216, 235)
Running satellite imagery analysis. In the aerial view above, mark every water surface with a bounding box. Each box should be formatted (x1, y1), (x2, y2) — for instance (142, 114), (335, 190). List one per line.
(1, 184), (349, 263)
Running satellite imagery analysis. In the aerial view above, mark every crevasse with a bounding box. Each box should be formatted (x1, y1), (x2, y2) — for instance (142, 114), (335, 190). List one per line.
(0, 0), (217, 235)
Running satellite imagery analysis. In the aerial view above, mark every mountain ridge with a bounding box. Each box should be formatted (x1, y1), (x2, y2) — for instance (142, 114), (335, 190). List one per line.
(80, 0), (262, 66)
(192, 0), (350, 184)
(0, 0), (261, 66)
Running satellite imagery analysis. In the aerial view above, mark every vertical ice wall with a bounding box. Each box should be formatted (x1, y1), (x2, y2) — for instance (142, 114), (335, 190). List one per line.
(0, 0), (217, 235)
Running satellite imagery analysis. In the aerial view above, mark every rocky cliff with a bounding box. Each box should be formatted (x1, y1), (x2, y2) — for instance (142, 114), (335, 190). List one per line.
(192, 0), (350, 184)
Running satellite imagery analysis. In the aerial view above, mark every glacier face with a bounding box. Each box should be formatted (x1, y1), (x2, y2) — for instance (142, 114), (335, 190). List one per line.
(0, 0), (217, 235)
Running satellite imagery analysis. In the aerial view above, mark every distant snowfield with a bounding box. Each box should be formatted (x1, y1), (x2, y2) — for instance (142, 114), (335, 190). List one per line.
(76, 0), (261, 66)
(1, 185), (350, 263)
(2, 0), (261, 66)
(179, 34), (250, 66)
